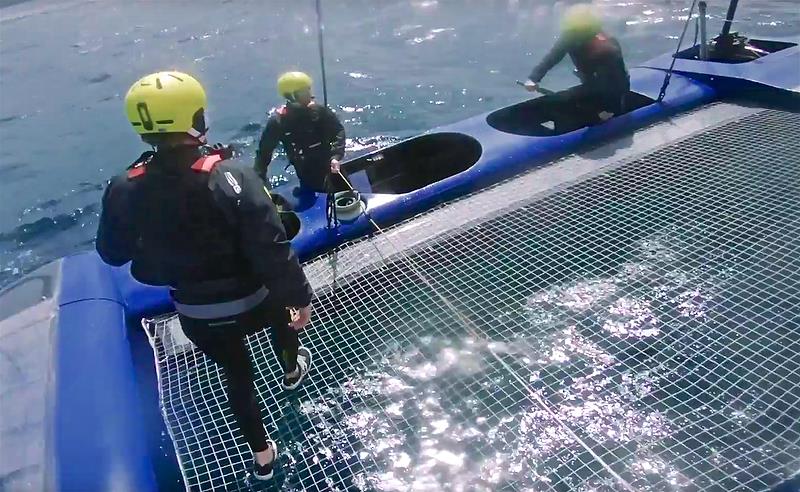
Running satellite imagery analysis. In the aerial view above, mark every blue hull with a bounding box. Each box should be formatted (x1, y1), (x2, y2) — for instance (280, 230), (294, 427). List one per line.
(286, 69), (715, 261)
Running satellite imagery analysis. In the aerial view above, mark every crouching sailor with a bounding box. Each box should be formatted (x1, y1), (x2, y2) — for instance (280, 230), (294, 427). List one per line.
(524, 4), (630, 122)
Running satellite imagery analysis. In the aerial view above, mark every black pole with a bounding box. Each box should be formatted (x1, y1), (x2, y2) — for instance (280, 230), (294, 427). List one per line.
(657, 0), (699, 101)
(720, 0), (739, 37)
(698, 1), (708, 59)
(314, 0), (329, 107)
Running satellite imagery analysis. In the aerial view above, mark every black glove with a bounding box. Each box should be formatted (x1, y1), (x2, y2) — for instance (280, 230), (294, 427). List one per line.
(209, 143), (235, 160)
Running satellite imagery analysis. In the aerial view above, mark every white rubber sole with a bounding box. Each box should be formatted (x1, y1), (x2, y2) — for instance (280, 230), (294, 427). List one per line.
(252, 439), (278, 481)
(283, 347), (312, 390)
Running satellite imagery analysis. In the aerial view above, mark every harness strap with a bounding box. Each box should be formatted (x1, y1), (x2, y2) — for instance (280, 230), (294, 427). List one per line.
(127, 164), (146, 179)
(658, 0), (699, 102)
(173, 286), (268, 319)
(126, 151), (155, 179)
(191, 154), (223, 173)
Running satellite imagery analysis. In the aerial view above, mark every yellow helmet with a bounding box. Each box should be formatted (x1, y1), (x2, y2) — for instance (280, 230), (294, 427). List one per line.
(561, 4), (603, 37)
(277, 71), (312, 100)
(124, 71), (208, 141)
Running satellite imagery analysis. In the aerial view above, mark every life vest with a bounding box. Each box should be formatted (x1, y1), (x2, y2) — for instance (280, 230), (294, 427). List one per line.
(582, 33), (619, 61)
(274, 103), (328, 160)
(571, 32), (625, 81)
(120, 149), (256, 294)
(273, 103), (332, 191)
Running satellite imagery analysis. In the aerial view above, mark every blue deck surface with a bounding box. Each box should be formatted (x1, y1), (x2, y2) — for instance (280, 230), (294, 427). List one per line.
(640, 39), (799, 95)
(10, 42), (800, 491)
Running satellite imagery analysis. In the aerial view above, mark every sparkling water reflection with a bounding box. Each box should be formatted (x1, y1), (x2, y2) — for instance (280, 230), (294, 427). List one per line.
(282, 231), (726, 490)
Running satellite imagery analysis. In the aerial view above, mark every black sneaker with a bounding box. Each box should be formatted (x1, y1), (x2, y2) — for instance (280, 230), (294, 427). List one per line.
(283, 346), (312, 390)
(252, 440), (278, 481)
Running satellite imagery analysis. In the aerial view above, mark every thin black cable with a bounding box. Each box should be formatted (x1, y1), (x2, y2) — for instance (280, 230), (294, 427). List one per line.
(658, 0), (699, 102)
(314, 0), (329, 107)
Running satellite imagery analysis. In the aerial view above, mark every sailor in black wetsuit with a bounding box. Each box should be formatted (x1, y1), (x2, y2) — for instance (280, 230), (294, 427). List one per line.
(524, 4), (630, 122)
(255, 71), (346, 193)
(96, 71), (314, 482)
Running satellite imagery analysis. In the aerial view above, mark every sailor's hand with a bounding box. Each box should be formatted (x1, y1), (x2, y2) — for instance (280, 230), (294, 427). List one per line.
(211, 143), (235, 160)
(330, 159), (341, 174)
(289, 305), (312, 331)
(524, 80), (539, 92)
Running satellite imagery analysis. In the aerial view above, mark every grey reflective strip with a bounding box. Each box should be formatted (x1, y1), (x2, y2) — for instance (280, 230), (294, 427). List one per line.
(224, 171), (242, 194)
(174, 287), (268, 319)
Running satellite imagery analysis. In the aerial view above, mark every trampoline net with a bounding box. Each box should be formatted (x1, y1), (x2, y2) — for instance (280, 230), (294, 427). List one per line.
(145, 108), (800, 491)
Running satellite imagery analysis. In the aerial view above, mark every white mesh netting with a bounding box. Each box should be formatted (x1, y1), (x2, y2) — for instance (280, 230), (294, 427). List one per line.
(146, 107), (800, 491)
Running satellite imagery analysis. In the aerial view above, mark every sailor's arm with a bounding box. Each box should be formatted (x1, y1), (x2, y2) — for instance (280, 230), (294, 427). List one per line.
(254, 115), (282, 183)
(324, 107), (346, 162)
(528, 36), (570, 83)
(95, 178), (134, 267)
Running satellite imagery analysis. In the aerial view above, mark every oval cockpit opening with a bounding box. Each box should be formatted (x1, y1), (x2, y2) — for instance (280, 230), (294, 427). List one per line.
(279, 211), (301, 239)
(487, 89), (655, 137)
(269, 192), (293, 211)
(337, 133), (482, 194)
(268, 192), (301, 239)
(675, 38), (796, 64)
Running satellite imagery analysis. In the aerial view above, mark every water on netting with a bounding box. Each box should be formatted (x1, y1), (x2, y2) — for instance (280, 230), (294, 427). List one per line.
(279, 226), (799, 491)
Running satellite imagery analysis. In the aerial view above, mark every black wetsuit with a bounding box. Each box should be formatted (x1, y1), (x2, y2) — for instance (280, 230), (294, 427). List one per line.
(530, 31), (630, 116)
(254, 101), (346, 193)
(96, 145), (312, 453)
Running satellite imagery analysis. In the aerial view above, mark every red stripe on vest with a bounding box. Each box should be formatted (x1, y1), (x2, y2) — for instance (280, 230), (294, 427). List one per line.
(190, 154), (223, 173)
(127, 165), (146, 179)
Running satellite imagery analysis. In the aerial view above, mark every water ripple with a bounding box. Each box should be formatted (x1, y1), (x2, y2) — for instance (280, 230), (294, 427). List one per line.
(406, 27), (456, 45)
(282, 228), (738, 490)
(0, 204), (98, 245)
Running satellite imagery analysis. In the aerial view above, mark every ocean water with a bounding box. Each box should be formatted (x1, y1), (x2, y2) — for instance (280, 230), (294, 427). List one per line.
(1, 0), (799, 287)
